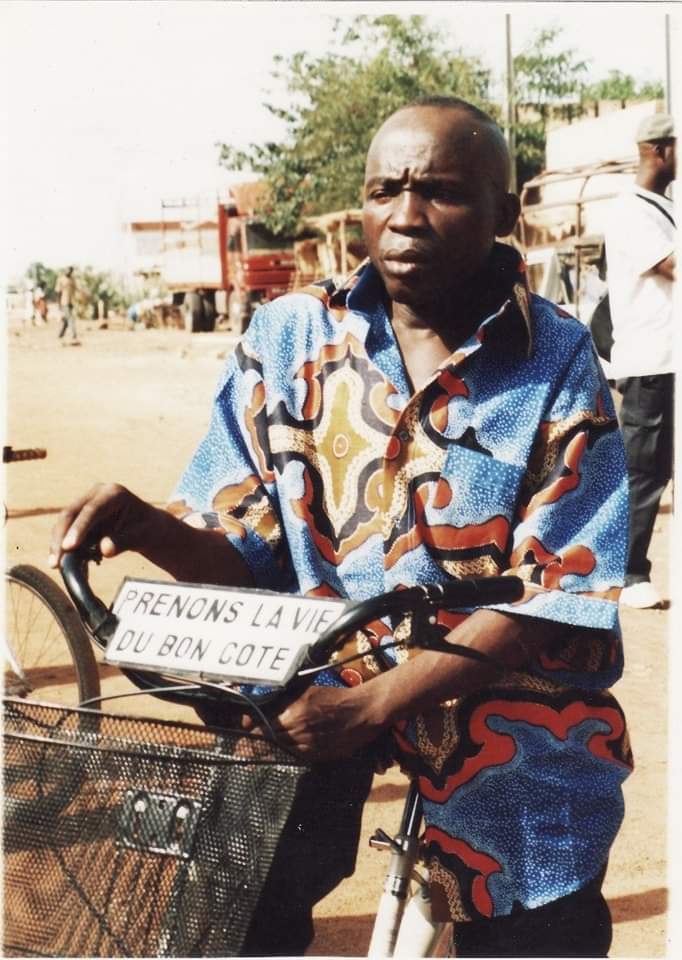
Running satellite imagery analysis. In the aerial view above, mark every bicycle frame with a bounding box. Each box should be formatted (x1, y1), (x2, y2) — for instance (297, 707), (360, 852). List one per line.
(368, 780), (449, 957)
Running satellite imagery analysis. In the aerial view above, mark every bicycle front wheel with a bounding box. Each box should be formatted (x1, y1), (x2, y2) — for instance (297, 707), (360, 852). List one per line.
(4, 564), (100, 705)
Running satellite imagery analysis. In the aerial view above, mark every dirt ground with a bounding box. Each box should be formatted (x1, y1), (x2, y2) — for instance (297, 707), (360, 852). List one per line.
(3, 315), (671, 957)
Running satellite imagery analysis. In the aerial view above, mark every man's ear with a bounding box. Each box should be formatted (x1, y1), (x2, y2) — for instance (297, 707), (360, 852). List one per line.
(496, 193), (521, 237)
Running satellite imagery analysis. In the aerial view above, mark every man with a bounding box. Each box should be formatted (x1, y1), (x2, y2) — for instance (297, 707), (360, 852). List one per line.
(56, 265), (79, 342)
(604, 113), (676, 609)
(51, 98), (630, 957)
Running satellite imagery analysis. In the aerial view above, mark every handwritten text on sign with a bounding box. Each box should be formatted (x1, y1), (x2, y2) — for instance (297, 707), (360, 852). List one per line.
(107, 578), (348, 686)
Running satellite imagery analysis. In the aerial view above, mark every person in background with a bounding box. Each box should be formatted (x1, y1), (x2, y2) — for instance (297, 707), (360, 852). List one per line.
(23, 284), (35, 325)
(33, 284), (48, 325)
(604, 113), (676, 609)
(56, 266), (80, 343)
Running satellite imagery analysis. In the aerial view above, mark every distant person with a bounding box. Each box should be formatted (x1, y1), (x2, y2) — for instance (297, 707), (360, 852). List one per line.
(33, 284), (48, 325)
(56, 266), (79, 343)
(604, 113), (676, 608)
(23, 285), (35, 325)
(127, 302), (140, 329)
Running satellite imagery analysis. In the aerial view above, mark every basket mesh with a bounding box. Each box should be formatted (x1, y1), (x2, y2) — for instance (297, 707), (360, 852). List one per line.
(3, 697), (306, 957)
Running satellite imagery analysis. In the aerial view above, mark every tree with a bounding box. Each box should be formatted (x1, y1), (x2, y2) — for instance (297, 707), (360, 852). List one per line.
(513, 27), (588, 185)
(219, 15), (494, 235)
(26, 262), (58, 299)
(77, 266), (131, 317)
(581, 69), (664, 111)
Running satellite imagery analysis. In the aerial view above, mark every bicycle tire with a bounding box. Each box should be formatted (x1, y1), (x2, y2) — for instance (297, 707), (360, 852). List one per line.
(4, 564), (100, 705)
(4, 567), (101, 828)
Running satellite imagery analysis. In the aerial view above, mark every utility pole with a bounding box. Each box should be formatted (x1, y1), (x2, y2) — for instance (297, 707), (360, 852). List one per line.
(664, 13), (672, 112)
(504, 13), (517, 193)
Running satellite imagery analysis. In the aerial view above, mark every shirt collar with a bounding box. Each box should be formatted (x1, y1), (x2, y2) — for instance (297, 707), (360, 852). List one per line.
(335, 242), (534, 359)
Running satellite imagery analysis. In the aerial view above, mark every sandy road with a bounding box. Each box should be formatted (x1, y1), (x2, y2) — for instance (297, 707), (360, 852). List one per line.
(3, 317), (670, 956)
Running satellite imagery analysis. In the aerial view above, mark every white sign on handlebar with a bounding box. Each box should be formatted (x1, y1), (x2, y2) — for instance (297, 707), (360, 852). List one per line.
(107, 578), (349, 687)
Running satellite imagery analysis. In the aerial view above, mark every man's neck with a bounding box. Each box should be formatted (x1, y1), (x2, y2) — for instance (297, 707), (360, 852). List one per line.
(390, 299), (479, 355)
(636, 169), (672, 198)
(387, 263), (503, 349)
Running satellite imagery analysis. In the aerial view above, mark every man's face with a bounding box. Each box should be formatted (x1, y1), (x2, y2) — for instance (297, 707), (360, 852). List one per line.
(664, 139), (677, 180)
(362, 107), (519, 309)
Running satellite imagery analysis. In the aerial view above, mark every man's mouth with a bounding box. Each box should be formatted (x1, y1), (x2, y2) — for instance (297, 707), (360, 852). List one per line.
(381, 248), (431, 277)
(383, 247), (430, 263)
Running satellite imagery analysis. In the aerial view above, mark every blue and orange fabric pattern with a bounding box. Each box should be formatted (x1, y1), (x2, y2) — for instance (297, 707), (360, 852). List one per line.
(170, 242), (632, 921)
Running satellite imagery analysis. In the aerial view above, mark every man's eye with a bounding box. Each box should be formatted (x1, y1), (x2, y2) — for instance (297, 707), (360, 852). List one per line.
(424, 186), (465, 203)
(368, 187), (393, 201)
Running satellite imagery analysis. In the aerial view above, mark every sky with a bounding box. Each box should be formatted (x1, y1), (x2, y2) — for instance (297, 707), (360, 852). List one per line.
(1, 0), (678, 283)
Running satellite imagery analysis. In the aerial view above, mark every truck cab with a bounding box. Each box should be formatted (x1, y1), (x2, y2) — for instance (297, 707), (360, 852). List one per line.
(220, 206), (296, 331)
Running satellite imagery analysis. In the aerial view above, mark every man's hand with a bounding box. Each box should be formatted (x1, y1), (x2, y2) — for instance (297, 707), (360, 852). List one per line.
(49, 482), (157, 569)
(251, 684), (385, 763)
(249, 607), (575, 763)
(48, 482), (254, 587)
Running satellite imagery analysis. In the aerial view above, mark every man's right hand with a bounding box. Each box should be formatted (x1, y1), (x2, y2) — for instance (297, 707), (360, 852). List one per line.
(48, 482), (254, 588)
(48, 483), (157, 570)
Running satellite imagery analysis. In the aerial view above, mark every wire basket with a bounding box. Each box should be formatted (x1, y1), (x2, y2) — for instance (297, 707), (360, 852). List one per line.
(3, 697), (307, 957)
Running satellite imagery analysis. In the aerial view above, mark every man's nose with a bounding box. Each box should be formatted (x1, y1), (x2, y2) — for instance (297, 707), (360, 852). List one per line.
(387, 189), (427, 232)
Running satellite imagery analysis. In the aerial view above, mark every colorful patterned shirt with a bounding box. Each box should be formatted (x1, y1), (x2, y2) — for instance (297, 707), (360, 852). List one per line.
(170, 243), (632, 921)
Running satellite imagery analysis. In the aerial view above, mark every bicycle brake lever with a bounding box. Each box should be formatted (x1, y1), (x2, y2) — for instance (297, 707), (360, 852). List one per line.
(406, 592), (508, 669)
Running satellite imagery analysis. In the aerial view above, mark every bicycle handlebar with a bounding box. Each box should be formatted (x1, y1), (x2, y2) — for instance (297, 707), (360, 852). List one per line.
(60, 547), (117, 644)
(3, 445), (47, 463)
(306, 576), (525, 666)
(60, 545), (525, 709)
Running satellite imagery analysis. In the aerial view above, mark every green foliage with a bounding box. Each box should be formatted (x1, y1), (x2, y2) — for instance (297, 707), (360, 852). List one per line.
(26, 262), (58, 299)
(220, 16), (664, 224)
(77, 266), (131, 314)
(513, 27), (588, 185)
(514, 27), (588, 111)
(26, 261), (131, 313)
(581, 69), (664, 108)
(219, 15), (494, 235)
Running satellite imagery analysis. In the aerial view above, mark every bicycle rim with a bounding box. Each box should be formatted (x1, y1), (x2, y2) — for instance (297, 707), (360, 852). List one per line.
(4, 565), (100, 705)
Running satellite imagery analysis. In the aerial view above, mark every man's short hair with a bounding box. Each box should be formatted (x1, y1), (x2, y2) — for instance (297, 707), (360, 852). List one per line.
(397, 95), (499, 129)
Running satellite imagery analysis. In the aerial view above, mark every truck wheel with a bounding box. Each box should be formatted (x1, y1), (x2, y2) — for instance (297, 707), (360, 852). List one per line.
(201, 295), (216, 333)
(183, 292), (203, 333)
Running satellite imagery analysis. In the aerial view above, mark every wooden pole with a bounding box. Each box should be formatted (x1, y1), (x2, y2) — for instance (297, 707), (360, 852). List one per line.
(505, 14), (517, 194)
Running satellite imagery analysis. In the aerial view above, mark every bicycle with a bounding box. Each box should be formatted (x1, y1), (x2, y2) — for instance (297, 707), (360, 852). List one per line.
(3, 444), (48, 526)
(4, 564), (100, 705)
(3, 545), (522, 957)
(4, 443), (99, 704)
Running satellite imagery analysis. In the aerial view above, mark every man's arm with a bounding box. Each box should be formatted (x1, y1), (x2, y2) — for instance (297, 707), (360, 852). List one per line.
(652, 252), (676, 281)
(259, 607), (566, 761)
(48, 482), (254, 587)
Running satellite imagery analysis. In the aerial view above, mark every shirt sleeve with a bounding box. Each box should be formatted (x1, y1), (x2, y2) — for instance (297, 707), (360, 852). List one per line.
(609, 195), (675, 276)
(168, 316), (295, 591)
(499, 327), (628, 635)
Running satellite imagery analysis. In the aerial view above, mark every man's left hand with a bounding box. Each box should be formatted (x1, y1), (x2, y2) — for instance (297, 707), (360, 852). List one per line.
(251, 684), (384, 762)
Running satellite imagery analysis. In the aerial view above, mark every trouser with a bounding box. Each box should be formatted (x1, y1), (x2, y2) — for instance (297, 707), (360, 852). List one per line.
(452, 866), (611, 958)
(616, 374), (674, 584)
(240, 757), (374, 956)
(58, 305), (78, 339)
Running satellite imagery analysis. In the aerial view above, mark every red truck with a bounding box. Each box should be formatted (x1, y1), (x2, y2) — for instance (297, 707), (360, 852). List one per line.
(129, 187), (296, 333)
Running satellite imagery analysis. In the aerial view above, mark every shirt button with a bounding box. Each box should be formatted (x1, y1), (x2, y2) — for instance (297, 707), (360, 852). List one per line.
(399, 430), (411, 442)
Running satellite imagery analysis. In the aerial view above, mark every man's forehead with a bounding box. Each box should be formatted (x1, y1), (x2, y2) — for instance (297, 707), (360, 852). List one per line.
(365, 108), (500, 176)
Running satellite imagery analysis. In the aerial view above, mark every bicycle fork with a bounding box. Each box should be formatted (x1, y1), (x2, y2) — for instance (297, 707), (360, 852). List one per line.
(367, 781), (448, 958)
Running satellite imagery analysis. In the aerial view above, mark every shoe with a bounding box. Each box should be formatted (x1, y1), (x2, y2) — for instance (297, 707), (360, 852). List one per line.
(620, 581), (664, 609)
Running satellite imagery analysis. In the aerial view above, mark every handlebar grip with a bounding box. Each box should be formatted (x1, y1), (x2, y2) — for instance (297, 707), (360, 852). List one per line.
(436, 575), (525, 607)
(3, 445), (47, 462)
(60, 547), (118, 645)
